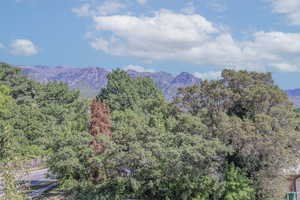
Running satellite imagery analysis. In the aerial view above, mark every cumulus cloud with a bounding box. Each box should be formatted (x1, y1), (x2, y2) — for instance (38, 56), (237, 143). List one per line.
(97, 0), (127, 15)
(73, 0), (127, 17)
(72, 4), (93, 17)
(123, 65), (155, 72)
(241, 31), (300, 71)
(269, 0), (300, 25)
(90, 38), (109, 52)
(193, 71), (222, 80)
(83, 9), (300, 72)
(90, 10), (237, 66)
(271, 63), (298, 72)
(92, 9), (219, 59)
(10, 39), (39, 56)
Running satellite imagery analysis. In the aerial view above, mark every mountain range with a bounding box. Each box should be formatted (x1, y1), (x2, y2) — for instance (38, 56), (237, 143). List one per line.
(18, 65), (300, 107)
(286, 89), (300, 108)
(18, 65), (201, 100)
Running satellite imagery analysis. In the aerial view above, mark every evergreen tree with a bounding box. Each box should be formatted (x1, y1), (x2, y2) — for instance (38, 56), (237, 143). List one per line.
(61, 70), (229, 200)
(177, 69), (300, 199)
(97, 69), (164, 112)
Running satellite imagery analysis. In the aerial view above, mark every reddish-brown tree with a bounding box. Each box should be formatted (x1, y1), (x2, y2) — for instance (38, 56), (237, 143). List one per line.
(89, 99), (112, 183)
(90, 99), (112, 153)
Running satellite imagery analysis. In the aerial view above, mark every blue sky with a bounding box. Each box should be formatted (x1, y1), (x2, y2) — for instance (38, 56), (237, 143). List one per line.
(1, 0), (300, 89)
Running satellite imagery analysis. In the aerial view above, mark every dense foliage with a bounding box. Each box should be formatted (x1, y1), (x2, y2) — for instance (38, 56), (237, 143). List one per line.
(0, 84), (15, 160)
(0, 62), (90, 198)
(176, 70), (300, 199)
(1, 62), (299, 200)
(47, 68), (300, 200)
(0, 62), (89, 158)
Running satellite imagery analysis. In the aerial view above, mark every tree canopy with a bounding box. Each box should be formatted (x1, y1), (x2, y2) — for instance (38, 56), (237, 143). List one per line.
(177, 69), (300, 199)
(0, 63), (89, 158)
(50, 69), (298, 200)
(0, 63), (298, 200)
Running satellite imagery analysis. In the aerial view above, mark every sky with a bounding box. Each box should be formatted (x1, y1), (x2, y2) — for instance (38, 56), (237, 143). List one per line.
(1, 0), (300, 89)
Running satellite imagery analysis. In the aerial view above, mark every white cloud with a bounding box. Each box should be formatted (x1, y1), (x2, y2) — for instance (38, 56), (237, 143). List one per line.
(73, 0), (127, 17)
(241, 32), (300, 72)
(0, 43), (4, 48)
(97, 0), (127, 16)
(92, 9), (218, 59)
(193, 71), (222, 80)
(90, 38), (109, 52)
(136, 0), (147, 5)
(271, 63), (298, 72)
(10, 39), (39, 56)
(123, 65), (155, 72)
(90, 10), (238, 66)
(72, 3), (93, 17)
(84, 9), (300, 72)
(269, 0), (300, 25)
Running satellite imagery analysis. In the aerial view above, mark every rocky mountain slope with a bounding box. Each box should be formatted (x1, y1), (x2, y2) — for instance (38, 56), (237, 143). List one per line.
(19, 65), (201, 99)
(286, 89), (300, 108)
(18, 65), (300, 107)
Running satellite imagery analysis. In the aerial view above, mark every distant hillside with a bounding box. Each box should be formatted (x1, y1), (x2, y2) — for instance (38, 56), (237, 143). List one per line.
(18, 65), (300, 107)
(18, 65), (201, 99)
(286, 89), (300, 97)
(286, 89), (300, 108)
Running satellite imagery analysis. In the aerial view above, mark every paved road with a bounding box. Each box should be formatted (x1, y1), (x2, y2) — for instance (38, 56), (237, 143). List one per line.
(28, 183), (58, 199)
(22, 169), (56, 184)
(0, 168), (57, 199)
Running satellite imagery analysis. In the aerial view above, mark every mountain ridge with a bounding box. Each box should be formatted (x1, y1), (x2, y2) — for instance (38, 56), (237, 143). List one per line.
(18, 65), (300, 107)
(285, 88), (300, 108)
(18, 65), (201, 99)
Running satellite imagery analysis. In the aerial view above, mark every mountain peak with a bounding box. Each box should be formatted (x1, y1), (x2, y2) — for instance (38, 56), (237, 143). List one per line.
(18, 65), (201, 99)
(172, 72), (201, 85)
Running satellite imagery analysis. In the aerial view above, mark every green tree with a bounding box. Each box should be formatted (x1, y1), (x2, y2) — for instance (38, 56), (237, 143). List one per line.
(0, 62), (40, 105)
(46, 68), (296, 200)
(97, 69), (164, 112)
(54, 70), (229, 200)
(0, 85), (13, 115)
(0, 126), (26, 200)
(222, 163), (255, 200)
(0, 63), (90, 158)
(177, 69), (299, 200)
(0, 85), (15, 159)
(0, 86), (25, 200)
